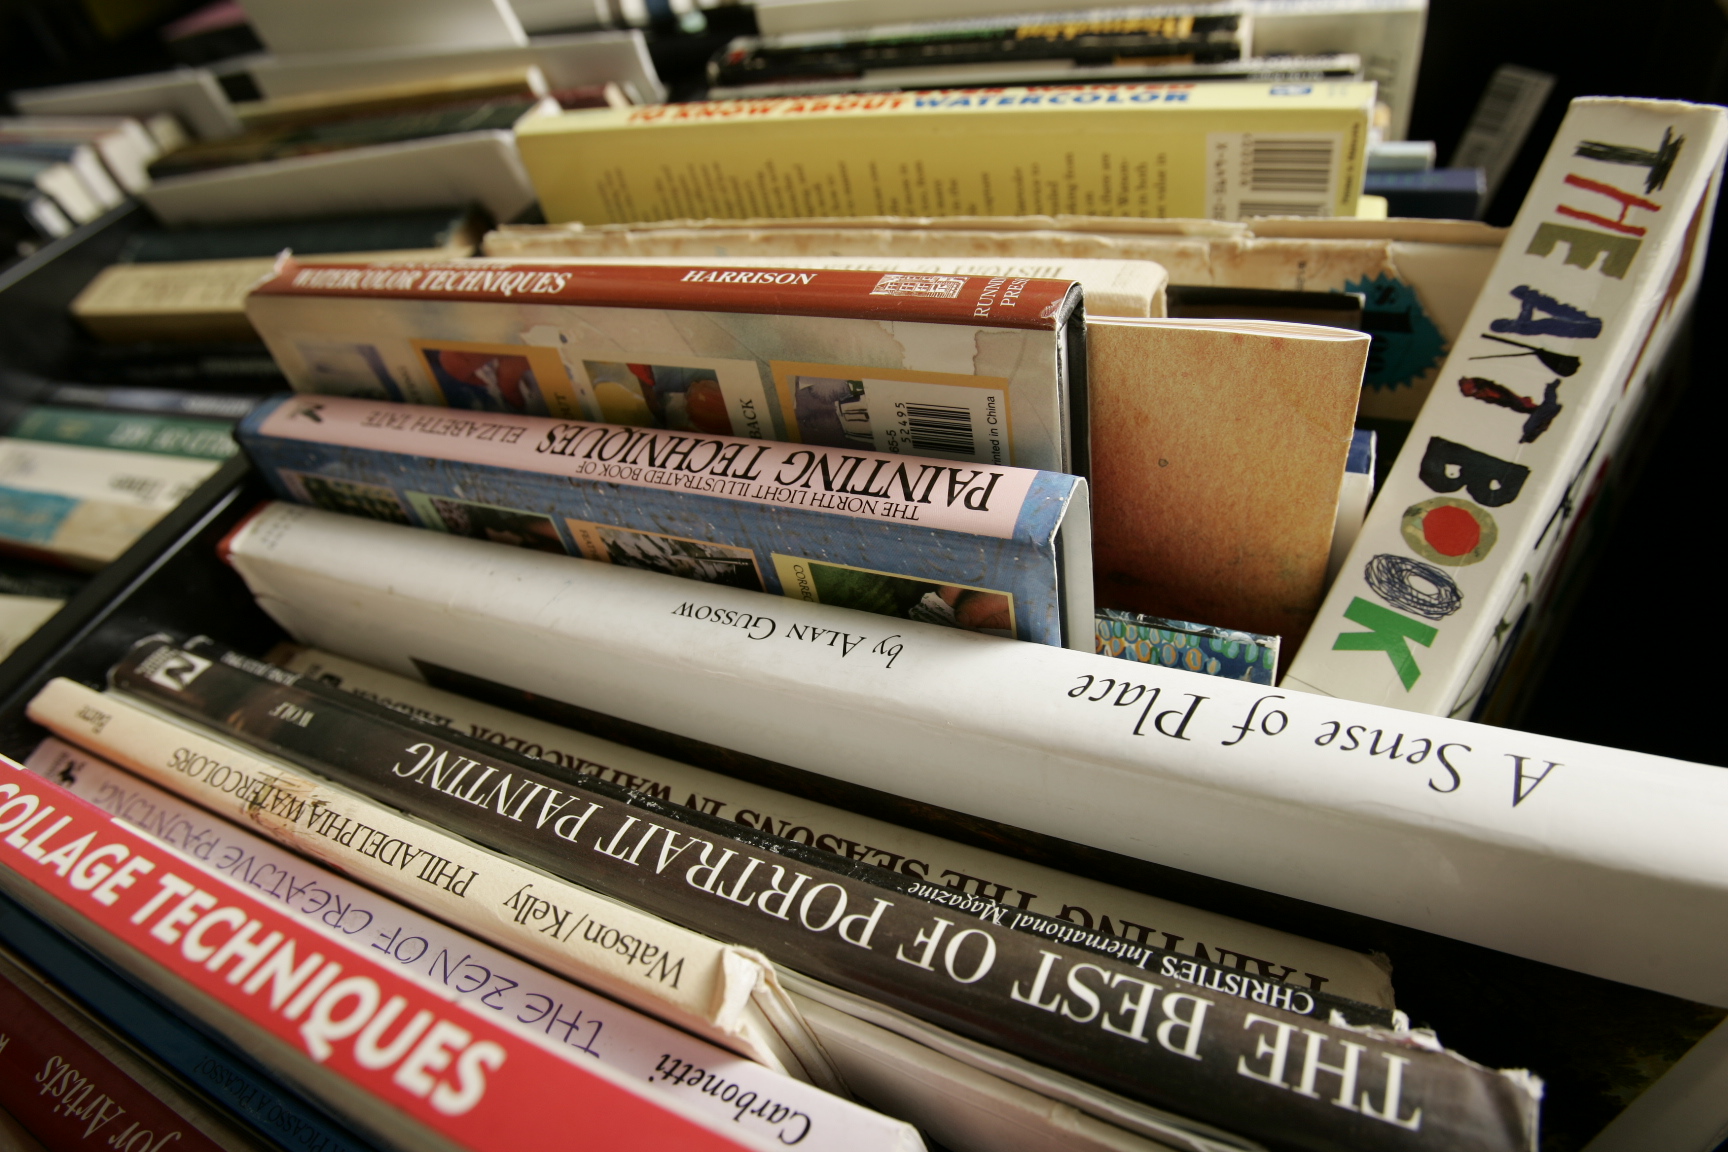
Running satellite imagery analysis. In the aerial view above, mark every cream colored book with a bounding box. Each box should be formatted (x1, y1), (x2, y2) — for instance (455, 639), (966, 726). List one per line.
(514, 81), (1374, 225)
(26, 678), (834, 1088)
(1088, 317), (1368, 643)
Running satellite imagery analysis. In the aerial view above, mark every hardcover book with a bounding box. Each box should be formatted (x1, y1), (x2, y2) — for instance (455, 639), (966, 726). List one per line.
(1287, 97), (1728, 715)
(245, 258), (1088, 477)
(274, 644), (1394, 1007)
(219, 502), (1728, 1009)
(236, 395), (1092, 648)
(512, 81), (1374, 225)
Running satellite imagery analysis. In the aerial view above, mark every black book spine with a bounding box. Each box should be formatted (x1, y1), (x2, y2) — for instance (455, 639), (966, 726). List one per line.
(112, 638), (1539, 1152)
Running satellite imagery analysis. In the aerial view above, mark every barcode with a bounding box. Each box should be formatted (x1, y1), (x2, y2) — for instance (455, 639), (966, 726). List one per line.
(903, 403), (976, 456)
(1238, 201), (1328, 218)
(1244, 137), (1336, 193)
(1450, 64), (1555, 198)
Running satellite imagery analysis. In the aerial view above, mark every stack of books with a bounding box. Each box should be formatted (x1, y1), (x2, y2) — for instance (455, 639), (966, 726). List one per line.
(0, 6), (1725, 1148)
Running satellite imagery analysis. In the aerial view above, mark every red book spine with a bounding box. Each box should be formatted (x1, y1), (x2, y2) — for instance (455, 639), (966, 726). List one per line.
(247, 258), (1076, 329)
(0, 757), (752, 1152)
(0, 969), (226, 1152)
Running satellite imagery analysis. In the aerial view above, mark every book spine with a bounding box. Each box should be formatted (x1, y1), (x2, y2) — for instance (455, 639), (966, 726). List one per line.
(1287, 97), (1728, 714)
(12, 407), (237, 461)
(237, 395), (1080, 648)
(511, 83), (1373, 225)
(0, 887), (379, 1152)
(247, 258), (1077, 331)
(21, 739), (921, 1152)
(0, 758), (758, 1152)
(105, 638), (1542, 1152)
(220, 501), (1728, 1008)
(39, 385), (258, 421)
(24, 681), (820, 1083)
(116, 636), (1392, 1029)
(0, 954), (233, 1152)
(273, 645), (1397, 1010)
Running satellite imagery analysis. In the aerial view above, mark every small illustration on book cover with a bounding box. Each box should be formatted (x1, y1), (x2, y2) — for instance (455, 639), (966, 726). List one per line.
(773, 555), (1015, 636)
(280, 471), (409, 523)
(770, 361), (1011, 465)
(406, 493), (568, 554)
(412, 339), (582, 417)
(294, 341), (400, 400)
(577, 357), (771, 438)
(567, 519), (764, 591)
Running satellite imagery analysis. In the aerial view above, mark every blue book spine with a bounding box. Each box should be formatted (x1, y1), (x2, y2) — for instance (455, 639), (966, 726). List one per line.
(237, 395), (1087, 647)
(0, 889), (380, 1152)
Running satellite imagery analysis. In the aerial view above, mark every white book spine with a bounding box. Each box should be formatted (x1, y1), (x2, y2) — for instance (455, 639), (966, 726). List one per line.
(26, 677), (831, 1085)
(1287, 97), (1728, 715)
(22, 736), (922, 1152)
(223, 501), (1728, 1007)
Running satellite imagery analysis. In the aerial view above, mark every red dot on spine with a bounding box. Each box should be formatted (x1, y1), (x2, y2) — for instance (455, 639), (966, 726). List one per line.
(1422, 505), (1481, 557)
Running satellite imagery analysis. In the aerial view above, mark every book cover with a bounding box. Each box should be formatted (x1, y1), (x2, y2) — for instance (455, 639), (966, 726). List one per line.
(274, 645), (1394, 1007)
(1086, 316), (1368, 644)
(22, 737), (925, 1152)
(245, 257), (1087, 477)
(23, 681), (832, 1084)
(1286, 97), (1728, 715)
(0, 439), (222, 569)
(219, 502), (1728, 1008)
(0, 756), (766, 1152)
(100, 635), (1544, 1152)
(0, 948), (242, 1152)
(237, 394), (1090, 648)
(512, 81), (1374, 224)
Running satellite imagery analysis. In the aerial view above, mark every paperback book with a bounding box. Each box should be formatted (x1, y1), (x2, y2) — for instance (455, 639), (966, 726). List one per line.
(97, 636), (1543, 1152)
(236, 395), (1091, 647)
(245, 257), (1088, 476)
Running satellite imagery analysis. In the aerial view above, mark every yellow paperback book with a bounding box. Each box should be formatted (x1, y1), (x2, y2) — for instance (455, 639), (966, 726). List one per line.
(514, 81), (1374, 225)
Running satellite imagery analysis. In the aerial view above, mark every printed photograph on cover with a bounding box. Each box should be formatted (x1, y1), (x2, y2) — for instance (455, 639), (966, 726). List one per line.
(575, 356), (773, 438)
(405, 492), (568, 554)
(769, 361), (1012, 465)
(772, 555), (1015, 637)
(412, 339), (581, 416)
(293, 341), (402, 401)
(278, 470), (410, 523)
(566, 519), (764, 591)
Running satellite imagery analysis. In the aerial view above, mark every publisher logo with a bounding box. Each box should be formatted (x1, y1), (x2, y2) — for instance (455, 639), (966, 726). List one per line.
(146, 649), (212, 692)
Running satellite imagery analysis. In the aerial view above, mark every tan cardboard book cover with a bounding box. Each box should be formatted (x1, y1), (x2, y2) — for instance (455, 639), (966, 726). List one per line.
(1088, 317), (1367, 644)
